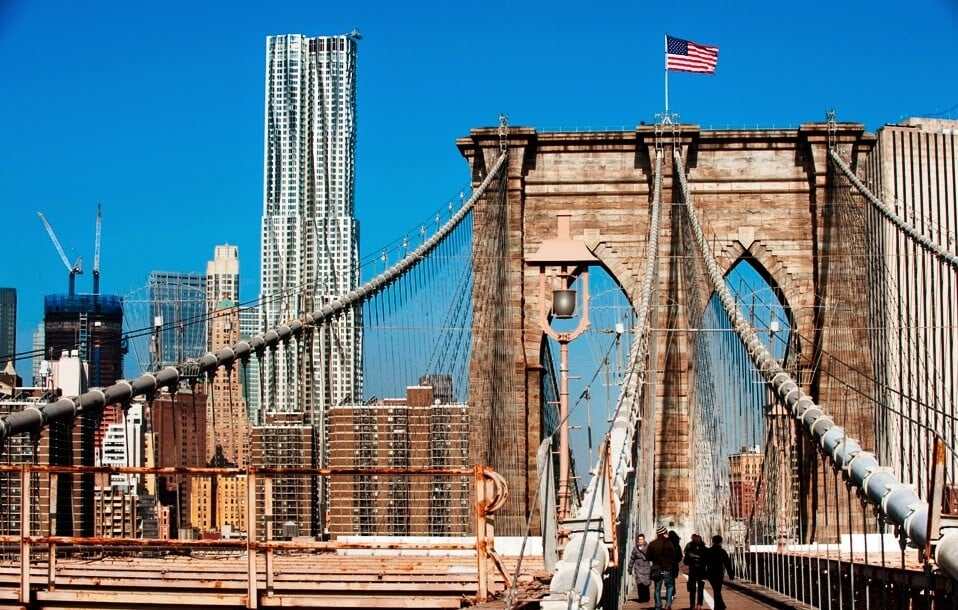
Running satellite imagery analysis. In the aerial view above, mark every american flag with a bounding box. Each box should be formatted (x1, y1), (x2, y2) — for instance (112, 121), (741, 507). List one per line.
(666, 35), (719, 74)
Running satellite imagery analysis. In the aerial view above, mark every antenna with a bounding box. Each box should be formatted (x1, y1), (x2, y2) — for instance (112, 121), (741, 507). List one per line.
(93, 203), (102, 295)
(38, 211), (83, 296)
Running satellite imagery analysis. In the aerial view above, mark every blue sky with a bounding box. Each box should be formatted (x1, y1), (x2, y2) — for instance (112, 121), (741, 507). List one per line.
(2, 0), (957, 368)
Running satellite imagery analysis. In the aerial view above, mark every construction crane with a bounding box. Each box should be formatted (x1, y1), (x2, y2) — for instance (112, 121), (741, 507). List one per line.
(93, 203), (102, 295)
(37, 211), (83, 296)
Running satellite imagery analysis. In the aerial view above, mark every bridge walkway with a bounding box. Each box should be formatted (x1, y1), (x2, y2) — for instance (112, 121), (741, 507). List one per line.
(623, 576), (813, 610)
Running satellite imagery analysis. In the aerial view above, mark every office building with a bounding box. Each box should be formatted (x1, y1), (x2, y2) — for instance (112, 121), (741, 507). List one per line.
(31, 324), (44, 386)
(207, 298), (249, 467)
(148, 271), (206, 369)
(728, 445), (763, 521)
(190, 473), (248, 537)
(260, 33), (362, 429)
(250, 412), (316, 540)
(0, 288), (15, 366)
(206, 244), (239, 353)
(96, 402), (144, 489)
(239, 306), (261, 424)
(151, 385), (207, 537)
(0, 389), (46, 537)
(1, 354), (98, 537)
(206, 244), (239, 306)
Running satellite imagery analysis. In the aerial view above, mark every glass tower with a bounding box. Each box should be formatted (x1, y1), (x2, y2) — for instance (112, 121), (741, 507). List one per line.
(148, 271), (207, 369)
(260, 33), (362, 428)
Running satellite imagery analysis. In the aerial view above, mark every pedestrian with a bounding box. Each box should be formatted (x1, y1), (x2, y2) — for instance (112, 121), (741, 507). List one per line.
(704, 534), (734, 610)
(683, 534), (708, 610)
(667, 530), (683, 578)
(646, 525), (682, 610)
(628, 532), (651, 602)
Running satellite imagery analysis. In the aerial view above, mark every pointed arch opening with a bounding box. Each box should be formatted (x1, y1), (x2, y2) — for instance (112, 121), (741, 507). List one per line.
(691, 255), (796, 541)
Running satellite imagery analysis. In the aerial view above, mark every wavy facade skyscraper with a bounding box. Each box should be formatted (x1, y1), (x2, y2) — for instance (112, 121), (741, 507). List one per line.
(259, 33), (362, 433)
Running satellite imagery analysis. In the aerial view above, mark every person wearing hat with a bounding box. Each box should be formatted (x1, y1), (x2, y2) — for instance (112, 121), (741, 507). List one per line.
(646, 525), (682, 610)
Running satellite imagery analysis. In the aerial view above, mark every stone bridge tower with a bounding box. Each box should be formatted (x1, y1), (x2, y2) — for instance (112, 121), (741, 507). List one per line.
(458, 122), (876, 539)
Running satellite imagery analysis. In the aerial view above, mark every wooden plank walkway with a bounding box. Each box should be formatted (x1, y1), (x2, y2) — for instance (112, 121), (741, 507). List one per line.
(623, 576), (814, 610)
(0, 552), (550, 609)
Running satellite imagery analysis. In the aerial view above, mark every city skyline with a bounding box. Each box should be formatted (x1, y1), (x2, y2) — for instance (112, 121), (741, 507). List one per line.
(2, 0), (957, 371)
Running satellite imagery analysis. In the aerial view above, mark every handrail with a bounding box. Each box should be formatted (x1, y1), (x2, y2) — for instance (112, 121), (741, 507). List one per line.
(2, 462), (512, 606)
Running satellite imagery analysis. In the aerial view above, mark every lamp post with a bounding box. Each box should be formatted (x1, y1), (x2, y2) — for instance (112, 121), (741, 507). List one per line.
(527, 213), (599, 523)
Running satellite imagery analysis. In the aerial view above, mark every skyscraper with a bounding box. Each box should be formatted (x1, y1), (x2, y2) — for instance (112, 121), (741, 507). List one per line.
(260, 33), (362, 428)
(148, 271), (206, 369)
(43, 293), (123, 388)
(239, 306), (261, 424)
(205, 245), (248, 466)
(206, 245), (239, 310)
(207, 298), (248, 467)
(0, 288), (15, 366)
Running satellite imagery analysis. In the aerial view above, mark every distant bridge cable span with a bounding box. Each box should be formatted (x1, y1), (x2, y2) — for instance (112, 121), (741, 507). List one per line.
(673, 146), (958, 583)
(0, 152), (509, 444)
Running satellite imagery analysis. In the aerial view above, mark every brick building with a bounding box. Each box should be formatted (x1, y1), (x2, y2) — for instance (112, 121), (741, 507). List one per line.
(328, 382), (471, 537)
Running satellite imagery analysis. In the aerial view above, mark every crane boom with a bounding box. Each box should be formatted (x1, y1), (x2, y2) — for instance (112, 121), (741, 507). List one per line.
(38, 211), (83, 296)
(38, 212), (72, 272)
(94, 204), (101, 273)
(93, 204), (102, 294)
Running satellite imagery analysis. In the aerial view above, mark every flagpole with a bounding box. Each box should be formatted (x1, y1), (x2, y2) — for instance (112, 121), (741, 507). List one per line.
(664, 34), (669, 117)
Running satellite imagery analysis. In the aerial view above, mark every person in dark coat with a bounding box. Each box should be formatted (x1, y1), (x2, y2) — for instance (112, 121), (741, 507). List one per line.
(704, 535), (734, 610)
(683, 534), (708, 610)
(667, 530), (683, 577)
(628, 533), (651, 602)
(646, 525), (682, 610)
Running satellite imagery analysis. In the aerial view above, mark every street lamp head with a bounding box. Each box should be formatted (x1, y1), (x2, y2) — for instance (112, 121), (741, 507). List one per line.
(527, 212), (597, 341)
(552, 288), (577, 318)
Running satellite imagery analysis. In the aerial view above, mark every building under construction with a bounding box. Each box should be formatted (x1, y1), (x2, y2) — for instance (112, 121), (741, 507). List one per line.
(43, 293), (124, 389)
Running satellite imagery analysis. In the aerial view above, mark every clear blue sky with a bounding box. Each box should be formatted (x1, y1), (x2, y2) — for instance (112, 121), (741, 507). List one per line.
(2, 0), (957, 369)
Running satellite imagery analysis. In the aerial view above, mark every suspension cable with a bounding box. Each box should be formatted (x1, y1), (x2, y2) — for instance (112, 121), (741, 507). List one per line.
(0, 153), (509, 444)
(828, 149), (958, 269)
(541, 145), (665, 610)
(671, 146), (958, 578)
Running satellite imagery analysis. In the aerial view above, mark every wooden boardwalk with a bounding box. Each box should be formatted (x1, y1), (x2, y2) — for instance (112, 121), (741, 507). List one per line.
(623, 577), (813, 610)
(0, 552), (550, 609)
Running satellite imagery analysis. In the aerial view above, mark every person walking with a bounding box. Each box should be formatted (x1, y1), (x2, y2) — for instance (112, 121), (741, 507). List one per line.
(646, 526), (682, 610)
(667, 530), (683, 579)
(683, 534), (708, 610)
(704, 534), (734, 610)
(628, 533), (651, 602)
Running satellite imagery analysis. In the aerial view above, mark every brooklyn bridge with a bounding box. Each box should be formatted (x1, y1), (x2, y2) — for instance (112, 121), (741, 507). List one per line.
(0, 114), (955, 610)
